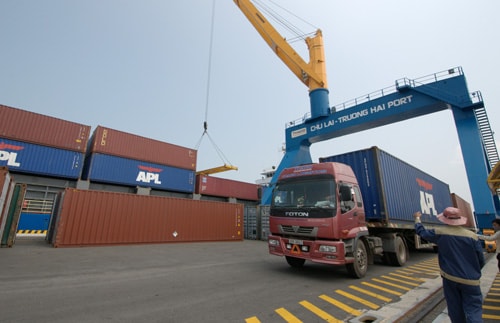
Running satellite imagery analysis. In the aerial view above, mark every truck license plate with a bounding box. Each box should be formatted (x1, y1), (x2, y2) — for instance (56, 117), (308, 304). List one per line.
(289, 239), (303, 245)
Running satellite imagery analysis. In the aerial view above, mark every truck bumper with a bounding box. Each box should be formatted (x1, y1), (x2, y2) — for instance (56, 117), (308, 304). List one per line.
(268, 235), (348, 265)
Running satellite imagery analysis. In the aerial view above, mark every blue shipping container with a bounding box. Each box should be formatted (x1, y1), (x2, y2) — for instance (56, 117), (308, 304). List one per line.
(319, 146), (452, 226)
(0, 138), (84, 179)
(83, 153), (195, 193)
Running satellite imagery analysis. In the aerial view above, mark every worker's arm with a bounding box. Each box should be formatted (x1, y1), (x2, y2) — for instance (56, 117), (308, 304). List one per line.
(477, 230), (500, 241)
(413, 211), (439, 243)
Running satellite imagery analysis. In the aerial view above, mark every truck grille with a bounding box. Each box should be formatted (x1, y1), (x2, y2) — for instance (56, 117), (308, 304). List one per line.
(281, 225), (315, 235)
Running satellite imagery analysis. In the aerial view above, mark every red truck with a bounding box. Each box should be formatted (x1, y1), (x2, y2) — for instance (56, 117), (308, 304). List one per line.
(267, 147), (459, 278)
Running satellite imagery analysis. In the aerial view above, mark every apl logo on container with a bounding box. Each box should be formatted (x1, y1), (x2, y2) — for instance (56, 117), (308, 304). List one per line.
(416, 178), (437, 216)
(136, 165), (162, 184)
(0, 142), (23, 167)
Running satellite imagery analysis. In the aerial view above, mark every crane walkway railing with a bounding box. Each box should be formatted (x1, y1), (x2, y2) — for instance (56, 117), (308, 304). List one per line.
(286, 67), (483, 128)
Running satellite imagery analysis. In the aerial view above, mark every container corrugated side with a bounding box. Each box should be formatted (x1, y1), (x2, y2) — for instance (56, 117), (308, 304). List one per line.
(0, 138), (84, 179)
(195, 175), (259, 201)
(52, 189), (243, 247)
(0, 104), (90, 153)
(320, 146), (452, 226)
(82, 153), (195, 193)
(88, 126), (197, 170)
(451, 193), (476, 230)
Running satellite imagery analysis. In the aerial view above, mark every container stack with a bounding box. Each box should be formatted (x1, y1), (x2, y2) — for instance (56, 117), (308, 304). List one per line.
(82, 126), (197, 193)
(0, 104), (90, 179)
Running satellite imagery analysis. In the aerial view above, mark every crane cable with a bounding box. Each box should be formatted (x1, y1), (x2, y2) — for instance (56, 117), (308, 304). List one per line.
(254, 0), (318, 43)
(195, 0), (234, 167)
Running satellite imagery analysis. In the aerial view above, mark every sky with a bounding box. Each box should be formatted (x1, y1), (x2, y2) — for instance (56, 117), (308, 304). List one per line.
(1, 0), (499, 209)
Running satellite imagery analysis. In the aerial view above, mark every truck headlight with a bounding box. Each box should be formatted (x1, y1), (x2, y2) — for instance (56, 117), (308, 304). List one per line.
(268, 239), (280, 246)
(319, 245), (336, 253)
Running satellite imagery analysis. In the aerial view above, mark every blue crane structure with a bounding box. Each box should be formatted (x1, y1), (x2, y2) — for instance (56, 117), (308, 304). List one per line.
(231, 0), (499, 229)
(261, 66), (499, 229)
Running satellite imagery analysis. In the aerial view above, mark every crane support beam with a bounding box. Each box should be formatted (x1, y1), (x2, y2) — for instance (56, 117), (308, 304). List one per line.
(196, 164), (238, 176)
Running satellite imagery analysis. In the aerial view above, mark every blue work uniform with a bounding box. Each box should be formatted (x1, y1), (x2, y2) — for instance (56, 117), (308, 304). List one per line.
(415, 221), (485, 323)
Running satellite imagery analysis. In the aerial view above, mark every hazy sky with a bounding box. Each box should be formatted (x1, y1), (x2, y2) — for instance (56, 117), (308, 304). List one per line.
(1, 1), (499, 208)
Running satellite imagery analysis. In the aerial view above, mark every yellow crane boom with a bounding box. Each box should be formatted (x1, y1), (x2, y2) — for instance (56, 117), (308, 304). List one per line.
(233, 0), (328, 92)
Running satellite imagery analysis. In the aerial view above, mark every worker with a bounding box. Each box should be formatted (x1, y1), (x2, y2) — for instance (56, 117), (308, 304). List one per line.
(413, 207), (484, 323)
(477, 218), (500, 272)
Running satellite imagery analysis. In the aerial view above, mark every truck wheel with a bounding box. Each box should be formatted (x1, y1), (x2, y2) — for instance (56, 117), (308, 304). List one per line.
(285, 256), (305, 268)
(387, 236), (407, 266)
(346, 240), (368, 278)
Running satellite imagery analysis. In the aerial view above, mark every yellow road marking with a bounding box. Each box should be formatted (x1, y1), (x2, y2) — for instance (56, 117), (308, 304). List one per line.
(409, 264), (439, 273)
(349, 285), (392, 302)
(381, 275), (420, 287)
(335, 289), (379, 310)
(486, 292), (500, 297)
(389, 272), (425, 282)
(245, 316), (261, 323)
(394, 269), (414, 275)
(483, 314), (500, 320)
(275, 308), (302, 323)
(299, 300), (343, 323)
(361, 282), (403, 296)
(319, 294), (362, 316)
(398, 267), (421, 274)
(483, 304), (500, 310)
(372, 278), (412, 291)
(484, 298), (500, 303)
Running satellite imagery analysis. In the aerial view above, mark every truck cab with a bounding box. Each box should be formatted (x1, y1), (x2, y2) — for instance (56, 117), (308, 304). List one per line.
(268, 163), (383, 278)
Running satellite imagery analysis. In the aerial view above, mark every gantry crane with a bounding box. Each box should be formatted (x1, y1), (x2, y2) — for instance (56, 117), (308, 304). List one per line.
(233, 0), (499, 228)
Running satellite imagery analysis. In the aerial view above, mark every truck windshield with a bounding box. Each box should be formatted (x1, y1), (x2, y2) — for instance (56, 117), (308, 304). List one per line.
(272, 178), (336, 209)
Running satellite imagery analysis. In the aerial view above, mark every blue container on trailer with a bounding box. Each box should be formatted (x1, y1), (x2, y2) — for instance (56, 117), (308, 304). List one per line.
(82, 153), (195, 193)
(319, 146), (452, 226)
(0, 138), (84, 179)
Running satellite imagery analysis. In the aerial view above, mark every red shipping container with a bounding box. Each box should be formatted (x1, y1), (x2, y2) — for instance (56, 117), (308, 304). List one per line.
(52, 189), (243, 247)
(451, 193), (476, 230)
(88, 126), (197, 170)
(0, 104), (90, 153)
(195, 175), (259, 201)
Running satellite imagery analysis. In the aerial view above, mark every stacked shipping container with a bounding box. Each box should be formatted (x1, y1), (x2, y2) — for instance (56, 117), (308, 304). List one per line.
(0, 104), (90, 179)
(83, 126), (197, 193)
